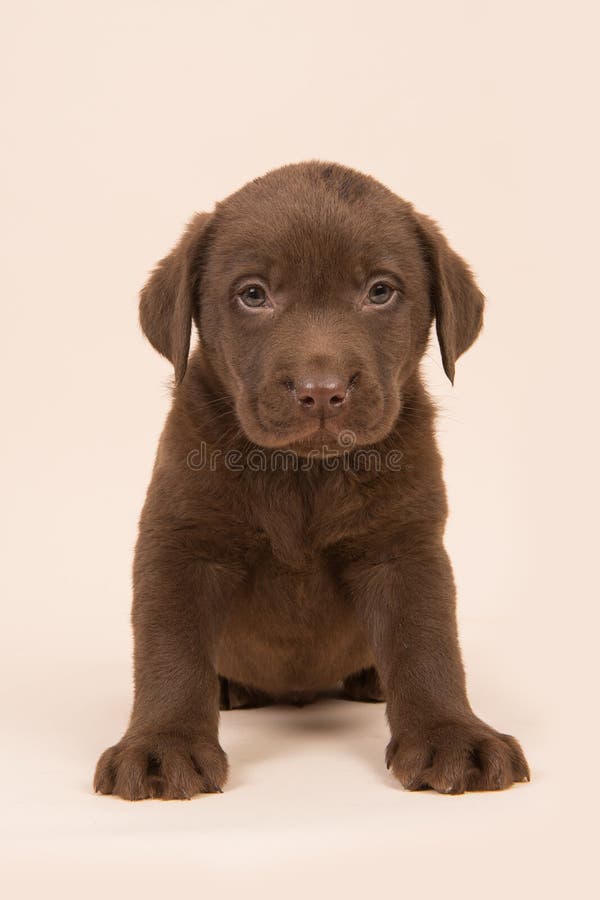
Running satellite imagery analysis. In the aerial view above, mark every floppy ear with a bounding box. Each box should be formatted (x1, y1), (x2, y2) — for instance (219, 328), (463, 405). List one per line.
(413, 212), (485, 384)
(139, 212), (212, 384)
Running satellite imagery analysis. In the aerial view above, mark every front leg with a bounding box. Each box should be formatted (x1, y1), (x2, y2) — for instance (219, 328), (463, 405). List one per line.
(94, 525), (243, 800)
(345, 535), (529, 794)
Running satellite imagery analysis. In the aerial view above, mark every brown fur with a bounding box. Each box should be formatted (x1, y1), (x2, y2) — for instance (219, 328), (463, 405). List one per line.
(94, 162), (529, 799)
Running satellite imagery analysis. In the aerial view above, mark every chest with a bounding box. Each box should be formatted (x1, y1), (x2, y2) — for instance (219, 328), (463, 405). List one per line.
(239, 466), (384, 570)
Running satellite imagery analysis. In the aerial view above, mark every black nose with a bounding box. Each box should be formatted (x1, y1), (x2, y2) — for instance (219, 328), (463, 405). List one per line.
(293, 375), (349, 417)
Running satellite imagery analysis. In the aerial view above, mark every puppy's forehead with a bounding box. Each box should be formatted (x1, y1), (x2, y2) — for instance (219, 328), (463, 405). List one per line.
(208, 164), (416, 283)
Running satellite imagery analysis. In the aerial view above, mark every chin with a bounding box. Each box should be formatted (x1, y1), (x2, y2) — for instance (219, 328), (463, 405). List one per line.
(286, 428), (351, 458)
(236, 419), (341, 453)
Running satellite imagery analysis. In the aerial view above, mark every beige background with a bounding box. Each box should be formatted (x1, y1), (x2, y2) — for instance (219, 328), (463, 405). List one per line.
(1, 0), (598, 897)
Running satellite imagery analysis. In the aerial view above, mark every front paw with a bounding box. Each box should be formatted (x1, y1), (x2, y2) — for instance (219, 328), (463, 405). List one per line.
(94, 731), (228, 800)
(386, 718), (529, 794)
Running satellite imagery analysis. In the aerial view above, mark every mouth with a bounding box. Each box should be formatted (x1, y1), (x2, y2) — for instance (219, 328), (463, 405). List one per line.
(236, 387), (402, 453)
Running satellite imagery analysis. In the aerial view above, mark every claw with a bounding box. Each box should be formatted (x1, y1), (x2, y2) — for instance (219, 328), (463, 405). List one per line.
(205, 783), (223, 794)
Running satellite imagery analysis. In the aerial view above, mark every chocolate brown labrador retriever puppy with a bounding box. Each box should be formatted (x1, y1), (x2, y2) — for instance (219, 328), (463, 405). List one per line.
(94, 162), (529, 799)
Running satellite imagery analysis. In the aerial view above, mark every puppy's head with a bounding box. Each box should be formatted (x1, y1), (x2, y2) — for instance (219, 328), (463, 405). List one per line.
(140, 162), (484, 452)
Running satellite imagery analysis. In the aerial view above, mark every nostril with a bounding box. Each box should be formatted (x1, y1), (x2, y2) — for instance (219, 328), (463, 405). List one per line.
(293, 374), (351, 415)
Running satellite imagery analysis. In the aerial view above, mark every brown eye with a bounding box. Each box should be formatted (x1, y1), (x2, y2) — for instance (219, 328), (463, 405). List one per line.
(368, 282), (394, 305)
(239, 284), (267, 308)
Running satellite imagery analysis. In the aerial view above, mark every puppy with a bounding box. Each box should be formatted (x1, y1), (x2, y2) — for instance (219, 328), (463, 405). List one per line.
(94, 162), (529, 799)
